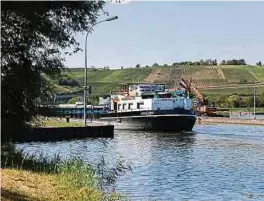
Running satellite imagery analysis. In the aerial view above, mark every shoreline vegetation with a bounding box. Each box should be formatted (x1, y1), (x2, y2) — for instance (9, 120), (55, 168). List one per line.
(32, 117), (101, 128)
(1, 143), (131, 201)
(35, 117), (84, 128)
(32, 117), (109, 128)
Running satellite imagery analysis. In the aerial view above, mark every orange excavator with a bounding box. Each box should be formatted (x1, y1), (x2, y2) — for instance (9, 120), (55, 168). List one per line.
(179, 78), (217, 116)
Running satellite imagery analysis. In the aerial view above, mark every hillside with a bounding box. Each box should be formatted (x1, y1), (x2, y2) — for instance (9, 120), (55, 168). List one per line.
(63, 65), (264, 95)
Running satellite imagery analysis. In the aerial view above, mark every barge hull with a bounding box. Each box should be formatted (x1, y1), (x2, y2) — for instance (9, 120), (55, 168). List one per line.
(100, 115), (196, 132)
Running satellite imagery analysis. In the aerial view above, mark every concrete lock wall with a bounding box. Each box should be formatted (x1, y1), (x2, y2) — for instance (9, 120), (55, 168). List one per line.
(12, 126), (114, 143)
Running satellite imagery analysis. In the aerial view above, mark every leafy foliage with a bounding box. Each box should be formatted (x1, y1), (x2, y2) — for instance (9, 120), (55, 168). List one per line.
(1, 1), (105, 139)
(173, 59), (217, 66)
(220, 59), (246, 65)
(67, 96), (82, 104)
(204, 92), (264, 108)
(256, 61), (262, 66)
(58, 76), (80, 87)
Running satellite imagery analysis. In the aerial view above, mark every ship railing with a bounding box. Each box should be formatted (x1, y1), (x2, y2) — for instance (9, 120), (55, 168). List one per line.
(107, 108), (152, 114)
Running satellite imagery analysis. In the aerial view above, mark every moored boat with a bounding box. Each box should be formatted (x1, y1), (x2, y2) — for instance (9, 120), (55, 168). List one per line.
(99, 83), (196, 131)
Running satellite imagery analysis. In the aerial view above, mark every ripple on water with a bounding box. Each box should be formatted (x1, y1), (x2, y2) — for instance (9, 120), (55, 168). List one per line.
(17, 124), (264, 201)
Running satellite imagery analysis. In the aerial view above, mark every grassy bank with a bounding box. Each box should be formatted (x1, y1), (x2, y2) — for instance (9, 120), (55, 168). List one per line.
(1, 143), (130, 201)
(2, 168), (114, 201)
(30, 117), (84, 128)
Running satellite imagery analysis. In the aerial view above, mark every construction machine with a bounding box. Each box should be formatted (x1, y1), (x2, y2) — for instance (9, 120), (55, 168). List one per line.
(179, 78), (217, 116)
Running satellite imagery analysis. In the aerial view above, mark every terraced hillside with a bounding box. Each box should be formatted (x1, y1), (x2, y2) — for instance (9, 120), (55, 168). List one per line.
(64, 65), (264, 95)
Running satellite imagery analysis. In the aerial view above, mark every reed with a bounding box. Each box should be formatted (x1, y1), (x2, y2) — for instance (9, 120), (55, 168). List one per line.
(1, 142), (131, 201)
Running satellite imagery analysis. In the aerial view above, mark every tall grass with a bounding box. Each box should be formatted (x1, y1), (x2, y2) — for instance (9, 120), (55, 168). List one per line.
(1, 142), (131, 200)
(1, 142), (61, 173)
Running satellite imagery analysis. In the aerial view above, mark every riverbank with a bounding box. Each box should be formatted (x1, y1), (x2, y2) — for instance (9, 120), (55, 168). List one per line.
(1, 168), (105, 201)
(198, 116), (264, 125)
(1, 143), (127, 201)
(1, 166), (123, 201)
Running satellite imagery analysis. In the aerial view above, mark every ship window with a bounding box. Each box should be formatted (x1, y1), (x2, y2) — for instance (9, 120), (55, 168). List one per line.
(122, 103), (126, 110)
(118, 104), (121, 110)
(128, 103), (133, 109)
(137, 102), (144, 109)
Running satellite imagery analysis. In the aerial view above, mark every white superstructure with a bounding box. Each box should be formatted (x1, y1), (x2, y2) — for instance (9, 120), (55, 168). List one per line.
(99, 83), (197, 132)
(106, 83), (193, 113)
(110, 95), (193, 112)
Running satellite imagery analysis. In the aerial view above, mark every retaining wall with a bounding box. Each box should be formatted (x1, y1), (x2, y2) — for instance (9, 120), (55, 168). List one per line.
(12, 125), (114, 143)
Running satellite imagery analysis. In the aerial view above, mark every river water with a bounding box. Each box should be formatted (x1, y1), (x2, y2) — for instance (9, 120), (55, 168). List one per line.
(17, 123), (264, 201)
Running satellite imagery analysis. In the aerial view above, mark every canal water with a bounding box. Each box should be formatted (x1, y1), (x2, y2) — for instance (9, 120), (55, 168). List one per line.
(17, 124), (264, 201)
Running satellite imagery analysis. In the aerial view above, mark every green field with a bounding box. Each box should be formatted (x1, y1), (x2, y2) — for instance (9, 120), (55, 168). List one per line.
(245, 65), (264, 82)
(65, 67), (153, 84)
(58, 65), (264, 95)
(200, 84), (264, 95)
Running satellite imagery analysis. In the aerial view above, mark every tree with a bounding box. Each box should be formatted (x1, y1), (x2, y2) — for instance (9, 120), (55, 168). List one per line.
(213, 59), (218, 65)
(223, 59), (246, 65)
(68, 96), (82, 104)
(1, 1), (105, 139)
(256, 61), (262, 66)
(204, 59), (211, 66)
(220, 60), (226, 65)
(194, 61), (200, 65)
(187, 61), (194, 65)
(199, 59), (205, 65)
(58, 76), (80, 87)
(152, 63), (159, 67)
(258, 92), (264, 107)
(238, 59), (246, 65)
(135, 64), (141, 68)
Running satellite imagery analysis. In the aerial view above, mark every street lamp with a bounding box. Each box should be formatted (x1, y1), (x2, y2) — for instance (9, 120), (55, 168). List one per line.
(83, 16), (118, 126)
(253, 65), (256, 119)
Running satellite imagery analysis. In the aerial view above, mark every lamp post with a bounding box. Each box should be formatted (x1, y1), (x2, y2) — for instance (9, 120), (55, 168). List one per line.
(253, 65), (256, 119)
(84, 16), (118, 126)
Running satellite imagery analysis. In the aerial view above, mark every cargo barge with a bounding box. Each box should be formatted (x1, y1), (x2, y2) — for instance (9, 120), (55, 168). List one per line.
(99, 83), (197, 131)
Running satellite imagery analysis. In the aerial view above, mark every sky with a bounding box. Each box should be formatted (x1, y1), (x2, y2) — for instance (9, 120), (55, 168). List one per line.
(64, 1), (264, 69)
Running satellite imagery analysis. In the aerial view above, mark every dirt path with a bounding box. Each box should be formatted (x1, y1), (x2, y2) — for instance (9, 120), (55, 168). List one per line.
(144, 69), (162, 83)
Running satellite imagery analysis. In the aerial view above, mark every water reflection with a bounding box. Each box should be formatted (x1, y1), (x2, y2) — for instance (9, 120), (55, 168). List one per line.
(17, 124), (264, 201)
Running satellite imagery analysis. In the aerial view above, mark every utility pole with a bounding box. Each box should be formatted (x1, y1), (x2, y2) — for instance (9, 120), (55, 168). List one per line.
(253, 65), (256, 119)
(83, 16), (118, 126)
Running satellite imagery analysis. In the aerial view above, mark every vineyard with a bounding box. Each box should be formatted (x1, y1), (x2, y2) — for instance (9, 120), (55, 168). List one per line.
(66, 67), (153, 84)
(220, 66), (257, 84)
(179, 66), (229, 87)
(200, 84), (264, 95)
(245, 66), (264, 82)
(63, 65), (264, 95)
